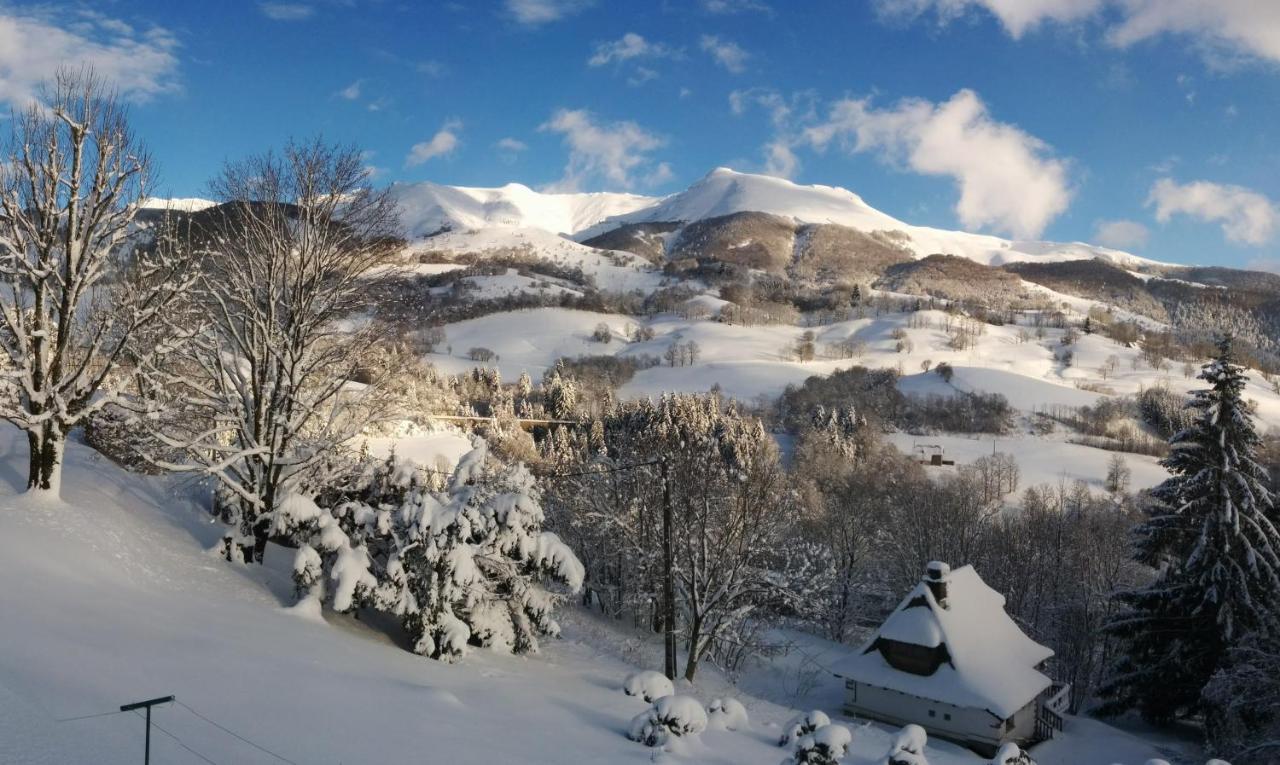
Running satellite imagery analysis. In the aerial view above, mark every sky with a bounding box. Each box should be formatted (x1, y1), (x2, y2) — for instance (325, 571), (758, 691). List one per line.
(3, 1), (1280, 270)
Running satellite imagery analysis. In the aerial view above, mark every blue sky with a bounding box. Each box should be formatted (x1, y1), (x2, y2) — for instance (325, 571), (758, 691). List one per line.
(3, 1), (1280, 269)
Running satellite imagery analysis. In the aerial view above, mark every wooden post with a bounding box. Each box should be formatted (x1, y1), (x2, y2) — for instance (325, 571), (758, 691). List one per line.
(120, 696), (174, 765)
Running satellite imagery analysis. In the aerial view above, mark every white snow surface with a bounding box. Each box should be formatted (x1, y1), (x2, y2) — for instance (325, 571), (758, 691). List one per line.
(391, 180), (655, 239)
(0, 427), (1191, 764)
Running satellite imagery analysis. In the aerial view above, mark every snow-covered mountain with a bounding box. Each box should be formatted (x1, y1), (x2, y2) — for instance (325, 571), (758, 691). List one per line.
(393, 167), (1161, 269)
(391, 181), (656, 239)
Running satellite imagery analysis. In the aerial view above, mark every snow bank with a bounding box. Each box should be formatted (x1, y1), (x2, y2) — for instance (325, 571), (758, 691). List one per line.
(623, 670), (675, 703)
(707, 696), (749, 731)
(627, 694), (708, 746)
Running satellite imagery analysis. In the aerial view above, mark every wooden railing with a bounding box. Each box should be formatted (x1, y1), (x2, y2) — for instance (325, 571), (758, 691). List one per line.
(1034, 682), (1070, 742)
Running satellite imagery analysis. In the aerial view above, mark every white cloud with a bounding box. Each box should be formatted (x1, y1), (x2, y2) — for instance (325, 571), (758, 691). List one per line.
(805, 89), (1072, 239)
(1148, 178), (1277, 246)
(259, 3), (314, 21)
(337, 80), (362, 100)
(588, 32), (675, 66)
(1108, 1), (1280, 66)
(728, 88), (817, 179)
(539, 108), (668, 191)
(417, 60), (447, 77)
(405, 119), (462, 167)
(496, 137), (528, 152)
(0, 8), (181, 109)
(701, 0), (771, 13)
(1094, 219), (1150, 249)
(505, 0), (593, 25)
(763, 140), (800, 179)
(874, 0), (1280, 67)
(1247, 257), (1280, 274)
(700, 35), (749, 73)
(875, 0), (1101, 37)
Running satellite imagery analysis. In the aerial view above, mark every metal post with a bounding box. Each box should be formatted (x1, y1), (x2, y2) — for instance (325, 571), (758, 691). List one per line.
(120, 696), (174, 765)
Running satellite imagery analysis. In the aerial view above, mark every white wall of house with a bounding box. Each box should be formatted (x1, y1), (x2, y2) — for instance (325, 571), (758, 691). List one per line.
(842, 680), (1038, 754)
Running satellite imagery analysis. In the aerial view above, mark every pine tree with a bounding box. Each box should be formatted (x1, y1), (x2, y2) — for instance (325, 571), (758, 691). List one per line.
(1101, 337), (1280, 724)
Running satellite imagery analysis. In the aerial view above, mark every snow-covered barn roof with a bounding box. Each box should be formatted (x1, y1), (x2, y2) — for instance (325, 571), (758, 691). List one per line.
(833, 564), (1053, 719)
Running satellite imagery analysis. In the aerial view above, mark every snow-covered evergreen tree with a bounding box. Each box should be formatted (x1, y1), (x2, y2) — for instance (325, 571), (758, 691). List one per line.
(292, 437), (584, 661)
(1101, 337), (1280, 724)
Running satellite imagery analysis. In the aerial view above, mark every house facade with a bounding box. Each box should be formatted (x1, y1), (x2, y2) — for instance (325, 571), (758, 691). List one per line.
(832, 562), (1069, 756)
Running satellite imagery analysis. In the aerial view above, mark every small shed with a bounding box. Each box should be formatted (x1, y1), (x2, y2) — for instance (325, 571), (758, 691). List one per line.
(832, 562), (1069, 757)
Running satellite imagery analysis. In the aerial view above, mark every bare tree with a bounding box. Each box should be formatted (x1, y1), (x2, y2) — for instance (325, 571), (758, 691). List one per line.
(0, 69), (195, 493)
(141, 140), (400, 561)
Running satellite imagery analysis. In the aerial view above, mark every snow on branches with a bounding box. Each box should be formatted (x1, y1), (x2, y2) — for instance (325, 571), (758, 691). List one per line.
(291, 438), (584, 661)
(0, 69), (196, 493)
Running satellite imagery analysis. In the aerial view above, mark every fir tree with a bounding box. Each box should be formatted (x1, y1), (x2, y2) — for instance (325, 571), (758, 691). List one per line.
(1101, 337), (1280, 724)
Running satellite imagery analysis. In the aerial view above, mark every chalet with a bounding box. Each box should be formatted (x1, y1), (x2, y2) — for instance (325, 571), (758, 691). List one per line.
(832, 562), (1069, 757)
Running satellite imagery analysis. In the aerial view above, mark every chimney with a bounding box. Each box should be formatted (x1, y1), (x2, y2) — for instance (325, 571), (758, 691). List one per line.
(924, 561), (951, 608)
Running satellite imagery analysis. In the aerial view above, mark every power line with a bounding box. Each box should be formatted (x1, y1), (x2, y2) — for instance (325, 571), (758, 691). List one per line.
(54, 708), (131, 723)
(131, 710), (218, 765)
(541, 458), (663, 480)
(176, 700), (299, 765)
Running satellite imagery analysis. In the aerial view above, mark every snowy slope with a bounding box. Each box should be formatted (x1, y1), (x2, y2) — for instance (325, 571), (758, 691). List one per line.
(392, 181), (656, 239)
(0, 428), (1184, 764)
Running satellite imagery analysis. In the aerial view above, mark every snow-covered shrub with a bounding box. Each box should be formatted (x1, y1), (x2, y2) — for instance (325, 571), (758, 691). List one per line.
(627, 695), (708, 747)
(782, 723), (852, 765)
(884, 724), (928, 765)
(706, 697), (749, 731)
(289, 437), (584, 661)
(623, 670), (674, 703)
(779, 710), (831, 746)
(991, 743), (1036, 765)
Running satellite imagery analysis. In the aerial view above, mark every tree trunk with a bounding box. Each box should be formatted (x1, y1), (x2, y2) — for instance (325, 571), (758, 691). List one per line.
(26, 424), (62, 495)
(661, 459), (678, 681)
(683, 615), (703, 682)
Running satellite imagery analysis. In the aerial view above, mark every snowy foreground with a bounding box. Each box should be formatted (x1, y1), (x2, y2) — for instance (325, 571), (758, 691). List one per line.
(0, 428), (1195, 764)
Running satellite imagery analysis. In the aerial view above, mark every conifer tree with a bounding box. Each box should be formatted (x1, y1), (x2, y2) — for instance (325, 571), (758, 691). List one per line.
(1101, 337), (1280, 723)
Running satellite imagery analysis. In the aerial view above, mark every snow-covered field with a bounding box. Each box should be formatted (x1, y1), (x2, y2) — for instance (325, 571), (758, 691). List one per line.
(0, 428), (1190, 764)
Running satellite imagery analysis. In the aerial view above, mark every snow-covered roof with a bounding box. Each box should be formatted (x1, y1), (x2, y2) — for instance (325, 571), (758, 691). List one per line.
(833, 564), (1053, 719)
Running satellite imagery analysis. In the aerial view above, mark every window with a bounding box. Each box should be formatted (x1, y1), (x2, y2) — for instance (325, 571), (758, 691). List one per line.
(944, 713), (951, 721)
(928, 710), (935, 718)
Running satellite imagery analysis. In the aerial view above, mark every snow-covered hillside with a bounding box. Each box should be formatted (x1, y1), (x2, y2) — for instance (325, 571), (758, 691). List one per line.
(392, 180), (655, 239)
(0, 428), (1188, 764)
(395, 168), (1162, 269)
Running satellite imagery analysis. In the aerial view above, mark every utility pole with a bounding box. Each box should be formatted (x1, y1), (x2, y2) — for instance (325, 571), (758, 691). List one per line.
(121, 695), (174, 765)
(660, 457), (677, 681)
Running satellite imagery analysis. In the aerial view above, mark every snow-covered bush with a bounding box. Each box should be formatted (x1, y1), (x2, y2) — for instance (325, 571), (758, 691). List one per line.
(991, 743), (1036, 765)
(707, 697), (749, 731)
(289, 437), (584, 661)
(884, 724), (928, 765)
(627, 695), (708, 747)
(623, 670), (675, 703)
(782, 723), (852, 765)
(779, 710), (831, 746)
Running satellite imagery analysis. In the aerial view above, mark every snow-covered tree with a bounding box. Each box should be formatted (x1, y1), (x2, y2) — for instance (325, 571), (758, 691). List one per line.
(1101, 337), (1280, 724)
(140, 140), (399, 561)
(542, 393), (791, 681)
(293, 438), (584, 660)
(0, 69), (195, 493)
